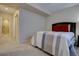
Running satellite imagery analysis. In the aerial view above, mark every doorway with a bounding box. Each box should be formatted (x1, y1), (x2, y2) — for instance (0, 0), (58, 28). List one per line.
(0, 5), (19, 45)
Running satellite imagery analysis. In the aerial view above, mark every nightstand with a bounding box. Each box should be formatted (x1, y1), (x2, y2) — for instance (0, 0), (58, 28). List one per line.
(77, 36), (79, 47)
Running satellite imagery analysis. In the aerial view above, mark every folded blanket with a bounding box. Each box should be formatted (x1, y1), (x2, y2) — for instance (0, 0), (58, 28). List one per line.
(43, 32), (54, 54)
(31, 32), (37, 46)
(58, 34), (70, 56)
(43, 32), (70, 56)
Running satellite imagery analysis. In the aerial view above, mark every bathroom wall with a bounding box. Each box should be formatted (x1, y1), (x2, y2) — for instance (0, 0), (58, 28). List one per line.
(0, 13), (13, 37)
(0, 13), (17, 44)
(13, 10), (19, 43)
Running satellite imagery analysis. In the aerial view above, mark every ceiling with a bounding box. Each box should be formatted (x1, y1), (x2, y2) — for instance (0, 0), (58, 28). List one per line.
(0, 3), (79, 16)
(28, 3), (79, 15)
(0, 4), (18, 15)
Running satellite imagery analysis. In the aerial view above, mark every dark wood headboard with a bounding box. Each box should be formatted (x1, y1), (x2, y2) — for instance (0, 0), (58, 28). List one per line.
(52, 22), (76, 36)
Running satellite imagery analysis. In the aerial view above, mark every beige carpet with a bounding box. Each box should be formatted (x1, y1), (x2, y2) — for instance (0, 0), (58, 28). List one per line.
(0, 38), (78, 56)
(0, 42), (49, 56)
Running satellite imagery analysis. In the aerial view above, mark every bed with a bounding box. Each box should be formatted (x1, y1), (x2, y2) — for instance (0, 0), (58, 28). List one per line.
(31, 22), (77, 56)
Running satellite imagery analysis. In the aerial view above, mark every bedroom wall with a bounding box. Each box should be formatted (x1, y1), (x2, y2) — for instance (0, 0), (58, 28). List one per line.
(19, 8), (46, 43)
(46, 4), (79, 39)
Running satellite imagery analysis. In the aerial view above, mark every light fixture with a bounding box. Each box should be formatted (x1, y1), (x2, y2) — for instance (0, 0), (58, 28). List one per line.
(5, 7), (8, 10)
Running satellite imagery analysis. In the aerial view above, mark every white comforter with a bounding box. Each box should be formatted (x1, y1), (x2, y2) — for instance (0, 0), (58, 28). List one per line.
(31, 31), (77, 56)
